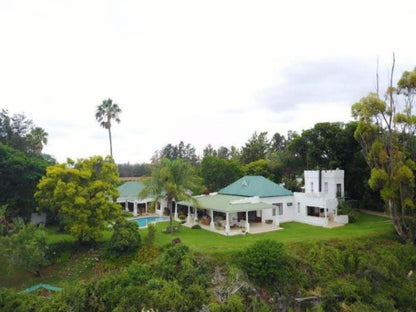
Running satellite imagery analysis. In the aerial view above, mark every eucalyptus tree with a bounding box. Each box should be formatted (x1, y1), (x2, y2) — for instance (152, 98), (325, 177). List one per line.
(95, 98), (122, 159)
(139, 158), (203, 231)
(352, 58), (416, 243)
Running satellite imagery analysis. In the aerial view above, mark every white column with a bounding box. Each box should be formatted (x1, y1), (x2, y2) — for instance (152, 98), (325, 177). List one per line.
(245, 211), (250, 233)
(194, 207), (198, 222)
(187, 205), (191, 223)
(324, 207), (328, 227)
(133, 201), (138, 216)
(275, 213), (280, 227)
(210, 210), (215, 229)
(225, 212), (230, 235)
(174, 202), (178, 221)
(145, 202), (148, 215)
(125, 200), (128, 212)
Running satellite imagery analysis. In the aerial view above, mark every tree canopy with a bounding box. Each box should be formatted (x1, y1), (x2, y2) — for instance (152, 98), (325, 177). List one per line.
(35, 156), (120, 243)
(0, 143), (53, 221)
(352, 59), (416, 243)
(95, 98), (122, 159)
(139, 158), (203, 231)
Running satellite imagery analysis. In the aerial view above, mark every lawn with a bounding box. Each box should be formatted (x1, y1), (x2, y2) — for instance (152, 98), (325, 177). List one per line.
(151, 212), (394, 254)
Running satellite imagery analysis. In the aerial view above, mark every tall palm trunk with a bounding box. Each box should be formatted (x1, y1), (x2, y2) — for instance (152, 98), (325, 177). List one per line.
(108, 127), (113, 158)
(167, 196), (173, 231)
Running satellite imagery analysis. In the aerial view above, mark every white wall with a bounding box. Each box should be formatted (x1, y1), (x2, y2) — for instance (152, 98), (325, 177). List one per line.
(304, 169), (344, 198)
(261, 195), (294, 223)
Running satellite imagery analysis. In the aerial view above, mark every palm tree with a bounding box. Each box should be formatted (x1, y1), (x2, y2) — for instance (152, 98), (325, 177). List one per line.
(139, 158), (202, 231)
(29, 127), (48, 154)
(95, 98), (122, 159)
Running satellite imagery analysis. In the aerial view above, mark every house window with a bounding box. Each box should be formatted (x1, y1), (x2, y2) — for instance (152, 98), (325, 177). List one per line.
(272, 208), (276, 216)
(272, 203), (283, 215)
(297, 202), (300, 213)
(287, 202), (293, 206)
(307, 206), (321, 217)
(324, 182), (328, 193)
(336, 183), (342, 197)
(311, 182), (314, 193)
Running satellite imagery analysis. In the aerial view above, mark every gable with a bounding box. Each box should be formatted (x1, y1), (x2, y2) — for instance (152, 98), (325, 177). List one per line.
(218, 176), (292, 197)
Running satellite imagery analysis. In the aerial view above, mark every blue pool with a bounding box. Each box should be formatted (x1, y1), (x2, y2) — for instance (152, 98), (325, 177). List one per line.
(132, 216), (169, 228)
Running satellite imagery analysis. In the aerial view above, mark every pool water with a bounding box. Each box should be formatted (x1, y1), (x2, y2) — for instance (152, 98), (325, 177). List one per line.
(132, 216), (169, 228)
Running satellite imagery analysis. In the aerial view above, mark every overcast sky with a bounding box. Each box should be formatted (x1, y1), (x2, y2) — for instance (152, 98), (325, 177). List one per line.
(1, 0), (415, 163)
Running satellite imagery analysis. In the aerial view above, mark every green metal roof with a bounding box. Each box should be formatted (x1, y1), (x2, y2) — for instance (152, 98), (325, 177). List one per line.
(179, 194), (275, 213)
(218, 176), (292, 197)
(117, 181), (146, 202)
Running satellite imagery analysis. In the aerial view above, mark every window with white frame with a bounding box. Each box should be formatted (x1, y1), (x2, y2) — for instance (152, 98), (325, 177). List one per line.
(324, 182), (328, 193)
(311, 182), (314, 192)
(297, 202), (300, 213)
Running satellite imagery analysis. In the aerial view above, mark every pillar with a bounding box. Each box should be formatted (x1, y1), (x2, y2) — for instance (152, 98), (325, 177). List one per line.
(210, 210), (215, 229)
(194, 207), (198, 222)
(245, 211), (250, 233)
(133, 201), (138, 216)
(174, 202), (178, 221)
(125, 200), (128, 212)
(225, 212), (230, 235)
(187, 205), (191, 223)
(145, 202), (148, 215)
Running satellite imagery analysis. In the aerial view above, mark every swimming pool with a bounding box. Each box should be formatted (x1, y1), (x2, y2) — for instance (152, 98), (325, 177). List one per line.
(132, 216), (169, 228)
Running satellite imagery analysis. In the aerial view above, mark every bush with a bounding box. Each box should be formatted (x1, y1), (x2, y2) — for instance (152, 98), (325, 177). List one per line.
(0, 224), (50, 276)
(107, 217), (141, 255)
(239, 239), (290, 290)
(178, 214), (187, 220)
(338, 201), (358, 223)
(192, 224), (201, 229)
(46, 240), (78, 262)
(144, 223), (156, 247)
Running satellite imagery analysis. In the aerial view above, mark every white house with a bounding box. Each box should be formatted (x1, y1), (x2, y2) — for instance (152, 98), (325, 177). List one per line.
(117, 169), (348, 235)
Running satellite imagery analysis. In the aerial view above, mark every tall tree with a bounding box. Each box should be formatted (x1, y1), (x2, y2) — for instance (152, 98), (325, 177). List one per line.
(200, 155), (243, 192)
(352, 58), (416, 243)
(35, 156), (120, 243)
(0, 143), (52, 221)
(240, 132), (270, 164)
(139, 158), (202, 231)
(28, 127), (48, 154)
(95, 98), (122, 159)
(157, 141), (198, 165)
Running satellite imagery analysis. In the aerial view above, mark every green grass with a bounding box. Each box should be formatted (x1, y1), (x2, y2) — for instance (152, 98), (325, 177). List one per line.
(150, 212), (394, 254)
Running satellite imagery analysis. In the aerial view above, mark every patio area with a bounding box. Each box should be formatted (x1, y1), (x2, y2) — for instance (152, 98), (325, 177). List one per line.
(182, 220), (282, 236)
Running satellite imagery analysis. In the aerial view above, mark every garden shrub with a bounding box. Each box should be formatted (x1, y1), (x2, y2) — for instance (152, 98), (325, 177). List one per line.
(144, 223), (156, 247)
(192, 224), (201, 229)
(107, 217), (141, 255)
(239, 239), (290, 290)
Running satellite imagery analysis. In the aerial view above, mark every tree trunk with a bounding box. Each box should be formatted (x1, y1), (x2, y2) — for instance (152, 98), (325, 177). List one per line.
(388, 199), (409, 242)
(108, 127), (113, 158)
(168, 197), (173, 231)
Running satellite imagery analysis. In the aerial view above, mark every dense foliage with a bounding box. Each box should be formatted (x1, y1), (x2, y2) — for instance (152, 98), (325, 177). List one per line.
(352, 62), (416, 242)
(35, 156), (120, 243)
(239, 239), (291, 290)
(0, 237), (415, 311)
(0, 224), (50, 277)
(107, 217), (141, 255)
(200, 155), (244, 192)
(0, 143), (53, 221)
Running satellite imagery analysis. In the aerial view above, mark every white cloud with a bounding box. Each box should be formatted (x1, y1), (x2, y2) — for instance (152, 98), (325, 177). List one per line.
(1, 0), (415, 163)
